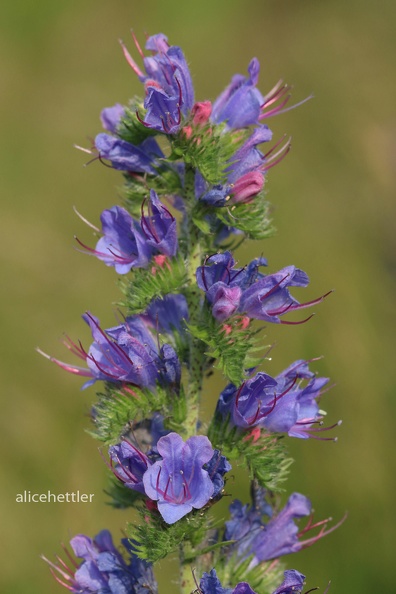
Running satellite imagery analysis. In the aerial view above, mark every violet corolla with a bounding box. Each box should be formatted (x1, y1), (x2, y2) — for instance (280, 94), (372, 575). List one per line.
(39, 312), (180, 390)
(197, 251), (331, 324)
(215, 359), (339, 440)
(43, 529), (157, 594)
(225, 492), (344, 566)
(142, 432), (221, 524)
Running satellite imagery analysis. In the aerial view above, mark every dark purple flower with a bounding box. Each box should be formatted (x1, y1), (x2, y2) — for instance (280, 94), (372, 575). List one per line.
(273, 570), (305, 594)
(95, 133), (162, 173)
(100, 103), (125, 133)
(109, 439), (151, 494)
(199, 570), (257, 594)
(141, 190), (178, 256)
(121, 32), (194, 134)
(217, 373), (278, 429)
(77, 206), (152, 274)
(142, 432), (215, 524)
(200, 569), (232, 594)
(43, 529), (157, 594)
(204, 449), (232, 498)
(41, 312), (180, 390)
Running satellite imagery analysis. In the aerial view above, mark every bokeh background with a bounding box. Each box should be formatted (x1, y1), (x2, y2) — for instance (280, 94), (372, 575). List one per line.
(1, 0), (395, 592)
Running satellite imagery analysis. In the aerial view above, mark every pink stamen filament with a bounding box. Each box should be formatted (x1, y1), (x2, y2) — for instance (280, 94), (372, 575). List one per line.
(280, 314), (315, 325)
(119, 39), (144, 77)
(73, 206), (100, 232)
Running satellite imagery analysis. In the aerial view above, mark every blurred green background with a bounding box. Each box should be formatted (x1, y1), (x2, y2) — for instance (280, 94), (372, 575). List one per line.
(1, 0), (395, 592)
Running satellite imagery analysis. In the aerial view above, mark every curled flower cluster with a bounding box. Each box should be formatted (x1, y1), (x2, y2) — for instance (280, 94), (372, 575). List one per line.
(43, 29), (341, 594)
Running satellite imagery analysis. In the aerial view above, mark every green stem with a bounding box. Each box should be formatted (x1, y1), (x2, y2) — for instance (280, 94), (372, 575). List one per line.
(183, 164), (205, 439)
(179, 543), (196, 594)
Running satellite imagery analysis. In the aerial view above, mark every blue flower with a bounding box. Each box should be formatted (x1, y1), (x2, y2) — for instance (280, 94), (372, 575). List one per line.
(199, 568), (306, 594)
(100, 103), (125, 133)
(145, 293), (189, 335)
(43, 529), (157, 594)
(142, 432), (216, 524)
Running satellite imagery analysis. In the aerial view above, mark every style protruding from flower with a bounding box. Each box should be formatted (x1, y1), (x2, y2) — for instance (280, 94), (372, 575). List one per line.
(225, 491), (345, 566)
(38, 312), (180, 390)
(43, 529), (157, 594)
(121, 32), (194, 134)
(216, 359), (340, 440)
(197, 251), (332, 324)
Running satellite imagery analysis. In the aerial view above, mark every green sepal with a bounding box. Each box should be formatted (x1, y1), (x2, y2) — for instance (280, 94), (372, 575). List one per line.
(187, 309), (264, 386)
(117, 99), (158, 146)
(120, 254), (188, 315)
(208, 414), (293, 492)
(171, 123), (249, 185)
(104, 475), (144, 509)
(89, 383), (167, 445)
(215, 552), (285, 594)
(216, 195), (275, 240)
(127, 505), (210, 563)
(122, 165), (183, 217)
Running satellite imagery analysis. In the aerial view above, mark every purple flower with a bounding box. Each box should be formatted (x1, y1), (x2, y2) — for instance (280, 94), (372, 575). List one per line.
(95, 133), (162, 173)
(109, 439), (151, 494)
(197, 252), (330, 325)
(141, 190), (178, 256)
(199, 126), (274, 206)
(100, 103), (125, 133)
(217, 373), (278, 429)
(76, 205), (152, 274)
(142, 432), (216, 524)
(211, 58), (264, 129)
(145, 294), (189, 335)
(199, 569), (257, 594)
(225, 492), (344, 566)
(121, 32), (194, 134)
(215, 360), (338, 440)
(273, 570), (306, 594)
(41, 312), (180, 390)
(204, 449), (232, 498)
(264, 361), (336, 439)
(43, 529), (157, 594)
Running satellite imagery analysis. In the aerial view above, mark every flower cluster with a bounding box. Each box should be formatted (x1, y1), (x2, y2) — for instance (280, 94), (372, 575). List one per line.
(43, 29), (341, 594)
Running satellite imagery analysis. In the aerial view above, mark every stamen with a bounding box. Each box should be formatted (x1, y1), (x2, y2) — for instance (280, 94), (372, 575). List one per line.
(259, 274), (290, 301)
(280, 314), (315, 325)
(119, 39), (144, 77)
(73, 206), (100, 232)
